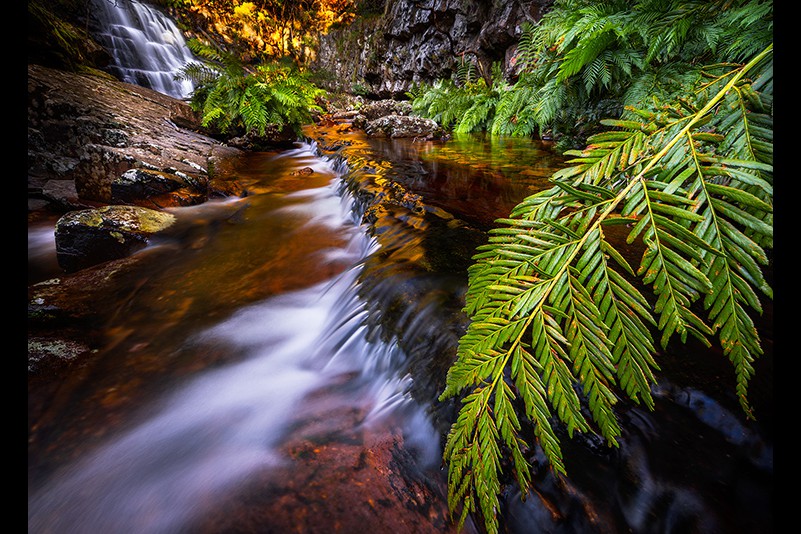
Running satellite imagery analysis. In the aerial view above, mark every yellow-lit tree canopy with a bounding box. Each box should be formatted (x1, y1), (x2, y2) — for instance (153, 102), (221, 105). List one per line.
(172, 0), (357, 62)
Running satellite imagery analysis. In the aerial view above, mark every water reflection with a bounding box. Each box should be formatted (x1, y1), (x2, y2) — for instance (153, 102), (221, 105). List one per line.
(28, 126), (771, 534)
(364, 132), (565, 228)
(28, 141), (448, 533)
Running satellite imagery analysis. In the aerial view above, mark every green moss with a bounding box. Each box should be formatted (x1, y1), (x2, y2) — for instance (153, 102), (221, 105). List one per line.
(59, 206), (176, 234)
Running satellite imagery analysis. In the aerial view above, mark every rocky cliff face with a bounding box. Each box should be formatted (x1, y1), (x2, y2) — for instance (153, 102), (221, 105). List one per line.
(312, 0), (552, 98)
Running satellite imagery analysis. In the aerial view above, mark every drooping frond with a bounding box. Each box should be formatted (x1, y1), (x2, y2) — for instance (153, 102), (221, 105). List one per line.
(455, 92), (499, 134)
(515, 21), (538, 71)
(174, 61), (219, 85)
(456, 56), (480, 87)
(440, 45), (773, 534)
(490, 78), (540, 137)
(687, 54), (773, 416)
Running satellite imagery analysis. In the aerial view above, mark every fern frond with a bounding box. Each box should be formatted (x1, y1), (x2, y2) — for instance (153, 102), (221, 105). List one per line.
(440, 44), (773, 534)
(455, 93), (499, 134)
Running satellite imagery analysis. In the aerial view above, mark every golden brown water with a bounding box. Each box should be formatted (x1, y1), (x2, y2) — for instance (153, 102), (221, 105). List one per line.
(28, 125), (772, 534)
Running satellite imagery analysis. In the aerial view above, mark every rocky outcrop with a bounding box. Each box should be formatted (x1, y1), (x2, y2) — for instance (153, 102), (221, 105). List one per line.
(312, 0), (553, 98)
(364, 114), (446, 139)
(27, 63), (245, 215)
(54, 205), (177, 272)
(355, 99), (414, 122)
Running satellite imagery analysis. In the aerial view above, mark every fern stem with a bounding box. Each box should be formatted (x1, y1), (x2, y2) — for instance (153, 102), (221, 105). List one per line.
(469, 41), (772, 468)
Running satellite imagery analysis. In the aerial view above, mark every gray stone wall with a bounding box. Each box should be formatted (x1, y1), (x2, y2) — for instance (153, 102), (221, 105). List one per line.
(312, 0), (552, 98)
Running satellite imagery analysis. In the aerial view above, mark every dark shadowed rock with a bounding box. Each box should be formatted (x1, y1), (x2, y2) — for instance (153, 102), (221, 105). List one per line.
(111, 168), (209, 208)
(54, 205), (176, 272)
(227, 124), (299, 151)
(312, 0), (553, 98)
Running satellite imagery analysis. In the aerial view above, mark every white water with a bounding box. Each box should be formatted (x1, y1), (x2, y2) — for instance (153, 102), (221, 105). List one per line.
(91, 0), (196, 99)
(28, 147), (440, 533)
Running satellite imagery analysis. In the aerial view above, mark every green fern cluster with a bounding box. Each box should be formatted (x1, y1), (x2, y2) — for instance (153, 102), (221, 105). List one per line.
(408, 61), (507, 134)
(531, 0), (771, 146)
(177, 39), (324, 137)
(410, 0), (772, 150)
(439, 45), (772, 534)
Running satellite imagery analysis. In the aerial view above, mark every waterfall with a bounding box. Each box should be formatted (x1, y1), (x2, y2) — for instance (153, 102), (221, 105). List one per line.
(90, 0), (196, 99)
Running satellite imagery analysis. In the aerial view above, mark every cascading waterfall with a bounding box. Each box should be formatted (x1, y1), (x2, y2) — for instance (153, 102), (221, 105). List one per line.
(89, 0), (196, 99)
(27, 142), (441, 534)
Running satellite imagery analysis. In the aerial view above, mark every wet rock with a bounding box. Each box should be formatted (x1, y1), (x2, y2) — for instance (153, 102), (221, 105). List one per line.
(35, 179), (106, 212)
(312, 0), (552, 98)
(364, 115), (446, 139)
(227, 124), (299, 151)
(27, 255), (157, 385)
(111, 168), (209, 208)
(54, 205), (176, 272)
(27, 64), (245, 214)
(289, 166), (315, 176)
(190, 407), (474, 534)
(28, 336), (95, 376)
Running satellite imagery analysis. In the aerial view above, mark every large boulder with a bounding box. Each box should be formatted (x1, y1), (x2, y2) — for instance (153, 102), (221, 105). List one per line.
(364, 115), (446, 139)
(54, 205), (176, 272)
(28, 64), (245, 213)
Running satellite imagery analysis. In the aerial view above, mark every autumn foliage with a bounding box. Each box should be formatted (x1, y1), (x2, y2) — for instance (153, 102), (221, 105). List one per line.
(171, 0), (357, 63)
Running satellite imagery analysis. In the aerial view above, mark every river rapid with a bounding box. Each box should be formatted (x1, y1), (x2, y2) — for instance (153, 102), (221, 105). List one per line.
(27, 123), (772, 533)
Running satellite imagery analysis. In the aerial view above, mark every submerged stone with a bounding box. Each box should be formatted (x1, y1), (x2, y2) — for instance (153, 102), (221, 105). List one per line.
(54, 205), (176, 272)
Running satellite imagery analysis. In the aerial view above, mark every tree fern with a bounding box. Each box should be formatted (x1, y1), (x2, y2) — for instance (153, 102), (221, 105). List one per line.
(176, 40), (323, 137)
(440, 45), (772, 534)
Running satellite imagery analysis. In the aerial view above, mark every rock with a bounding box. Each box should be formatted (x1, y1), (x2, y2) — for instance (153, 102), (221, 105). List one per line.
(189, 407), (473, 534)
(28, 336), (95, 376)
(111, 168), (209, 208)
(28, 64), (245, 214)
(226, 124), (299, 151)
(54, 205), (176, 272)
(312, 0), (552, 98)
(353, 99), (414, 129)
(364, 115), (446, 139)
(358, 99), (414, 122)
(37, 179), (105, 212)
(289, 167), (314, 176)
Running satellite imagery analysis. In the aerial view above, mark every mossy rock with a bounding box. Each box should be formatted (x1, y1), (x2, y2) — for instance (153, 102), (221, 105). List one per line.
(54, 205), (176, 272)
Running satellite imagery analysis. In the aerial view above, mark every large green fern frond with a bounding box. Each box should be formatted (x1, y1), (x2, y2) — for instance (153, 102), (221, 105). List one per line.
(440, 44), (772, 534)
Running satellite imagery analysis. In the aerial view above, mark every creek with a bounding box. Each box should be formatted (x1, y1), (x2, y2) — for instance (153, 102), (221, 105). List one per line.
(27, 123), (772, 533)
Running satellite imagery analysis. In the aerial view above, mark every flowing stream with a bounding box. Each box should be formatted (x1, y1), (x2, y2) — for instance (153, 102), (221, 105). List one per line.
(29, 5), (772, 530)
(28, 140), (442, 531)
(28, 127), (773, 533)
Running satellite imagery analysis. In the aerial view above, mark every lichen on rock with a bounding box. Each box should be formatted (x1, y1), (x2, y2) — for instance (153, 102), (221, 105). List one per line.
(54, 205), (176, 272)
